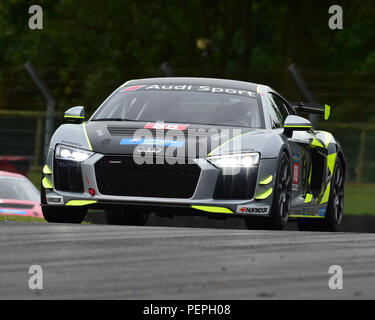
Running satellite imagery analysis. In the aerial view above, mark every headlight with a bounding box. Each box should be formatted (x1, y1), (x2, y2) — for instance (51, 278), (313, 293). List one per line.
(55, 145), (94, 162)
(207, 153), (260, 168)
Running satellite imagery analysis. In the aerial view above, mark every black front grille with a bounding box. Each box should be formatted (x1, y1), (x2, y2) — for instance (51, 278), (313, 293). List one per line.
(95, 156), (201, 198)
(54, 159), (84, 193)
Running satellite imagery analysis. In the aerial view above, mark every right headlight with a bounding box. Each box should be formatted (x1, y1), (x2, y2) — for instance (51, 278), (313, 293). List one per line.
(207, 152), (260, 168)
(55, 144), (94, 162)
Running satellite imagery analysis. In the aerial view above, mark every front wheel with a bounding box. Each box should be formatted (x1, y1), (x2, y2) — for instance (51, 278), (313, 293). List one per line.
(42, 206), (86, 223)
(105, 208), (149, 226)
(245, 152), (292, 230)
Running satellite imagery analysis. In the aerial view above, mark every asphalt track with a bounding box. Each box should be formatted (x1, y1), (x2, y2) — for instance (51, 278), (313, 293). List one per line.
(1, 217), (375, 299)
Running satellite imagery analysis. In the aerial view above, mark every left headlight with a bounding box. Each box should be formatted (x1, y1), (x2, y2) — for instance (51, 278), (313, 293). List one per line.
(55, 144), (94, 162)
(207, 152), (260, 168)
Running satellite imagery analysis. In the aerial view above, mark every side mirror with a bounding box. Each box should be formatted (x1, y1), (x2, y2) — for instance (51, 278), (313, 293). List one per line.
(283, 115), (312, 138)
(64, 106), (85, 124)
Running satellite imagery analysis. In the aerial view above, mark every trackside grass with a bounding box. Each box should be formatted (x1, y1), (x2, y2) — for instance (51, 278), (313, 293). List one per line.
(344, 183), (375, 215)
(0, 215), (46, 222)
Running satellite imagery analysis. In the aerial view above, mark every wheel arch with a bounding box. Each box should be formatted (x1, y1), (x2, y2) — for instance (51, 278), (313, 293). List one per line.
(280, 146), (291, 162)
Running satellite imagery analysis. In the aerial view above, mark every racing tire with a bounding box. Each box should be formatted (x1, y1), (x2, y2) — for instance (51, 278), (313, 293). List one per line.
(297, 156), (344, 232)
(245, 152), (292, 230)
(105, 208), (149, 226)
(42, 206), (86, 224)
(40, 178), (46, 205)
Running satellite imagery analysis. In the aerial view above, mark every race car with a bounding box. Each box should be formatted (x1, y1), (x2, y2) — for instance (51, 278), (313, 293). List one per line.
(0, 171), (43, 218)
(41, 78), (345, 231)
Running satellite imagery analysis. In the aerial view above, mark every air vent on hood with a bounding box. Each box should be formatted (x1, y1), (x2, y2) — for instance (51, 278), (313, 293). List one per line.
(107, 126), (225, 138)
(107, 127), (138, 136)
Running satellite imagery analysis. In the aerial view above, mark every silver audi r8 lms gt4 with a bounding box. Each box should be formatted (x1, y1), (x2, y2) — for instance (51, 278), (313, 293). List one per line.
(41, 78), (345, 231)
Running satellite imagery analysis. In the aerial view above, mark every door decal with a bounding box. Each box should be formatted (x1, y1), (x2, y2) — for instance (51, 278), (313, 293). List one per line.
(292, 153), (300, 185)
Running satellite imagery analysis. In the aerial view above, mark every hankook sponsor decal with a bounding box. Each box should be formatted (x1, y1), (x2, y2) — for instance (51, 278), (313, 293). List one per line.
(236, 205), (270, 215)
(46, 195), (63, 205)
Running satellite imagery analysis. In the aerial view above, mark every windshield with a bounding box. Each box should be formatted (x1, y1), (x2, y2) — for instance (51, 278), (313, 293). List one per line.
(0, 176), (40, 202)
(92, 85), (262, 128)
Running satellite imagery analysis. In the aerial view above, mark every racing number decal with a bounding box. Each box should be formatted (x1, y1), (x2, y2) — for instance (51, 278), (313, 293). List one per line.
(144, 123), (188, 130)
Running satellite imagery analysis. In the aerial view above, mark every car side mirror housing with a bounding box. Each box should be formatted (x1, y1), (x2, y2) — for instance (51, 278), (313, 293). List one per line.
(283, 115), (312, 137)
(64, 106), (85, 124)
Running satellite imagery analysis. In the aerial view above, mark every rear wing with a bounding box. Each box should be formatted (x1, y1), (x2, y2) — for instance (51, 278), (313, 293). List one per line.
(289, 102), (331, 120)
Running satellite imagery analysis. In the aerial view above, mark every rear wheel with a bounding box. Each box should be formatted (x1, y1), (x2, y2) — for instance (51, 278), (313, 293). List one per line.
(105, 208), (149, 226)
(42, 206), (86, 224)
(297, 156), (344, 232)
(245, 152), (291, 230)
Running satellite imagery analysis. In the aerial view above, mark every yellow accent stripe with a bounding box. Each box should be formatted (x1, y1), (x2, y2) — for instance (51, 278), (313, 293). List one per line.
(308, 165), (312, 184)
(327, 153), (337, 175)
(305, 193), (313, 203)
(256, 85), (260, 94)
(259, 175), (273, 185)
(43, 165), (52, 174)
(82, 122), (93, 151)
(255, 187), (273, 200)
(65, 200), (97, 206)
(320, 182), (331, 204)
(311, 138), (324, 148)
(284, 125), (312, 128)
(324, 104), (331, 120)
(64, 115), (84, 119)
(289, 215), (324, 219)
(207, 131), (251, 157)
(42, 177), (53, 189)
(191, 205), (233, 214)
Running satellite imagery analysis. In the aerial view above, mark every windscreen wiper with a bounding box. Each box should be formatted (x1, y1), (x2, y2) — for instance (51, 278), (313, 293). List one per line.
(91, 118), (124, 121)
(91, 118), (141, 122)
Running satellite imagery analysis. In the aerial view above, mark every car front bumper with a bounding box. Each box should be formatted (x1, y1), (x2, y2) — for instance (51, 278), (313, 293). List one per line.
(42, 151), (278, 217)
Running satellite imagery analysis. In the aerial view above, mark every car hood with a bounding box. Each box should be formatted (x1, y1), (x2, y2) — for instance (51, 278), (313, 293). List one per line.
(85, 121), (264, 158)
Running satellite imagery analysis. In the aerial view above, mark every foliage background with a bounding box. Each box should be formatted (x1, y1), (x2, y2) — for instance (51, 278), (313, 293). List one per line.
(0, 0), (374, 182)
(0, 0), (374, 118)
